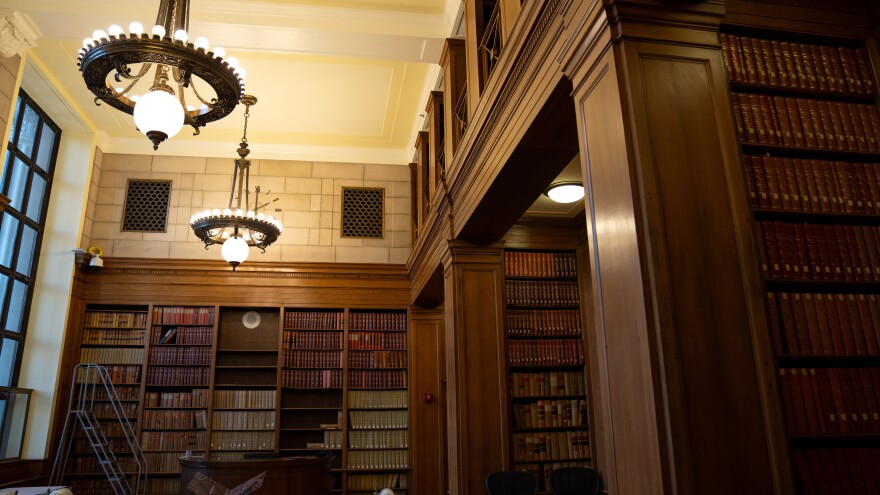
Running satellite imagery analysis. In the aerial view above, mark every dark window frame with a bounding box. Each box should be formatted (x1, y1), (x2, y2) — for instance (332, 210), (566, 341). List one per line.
(0, 89), (61, 386)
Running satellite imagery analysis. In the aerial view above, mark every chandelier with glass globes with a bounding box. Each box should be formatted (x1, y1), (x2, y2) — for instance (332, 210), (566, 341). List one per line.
(77, 0), (246, 149)
(189, 95), (282, 270)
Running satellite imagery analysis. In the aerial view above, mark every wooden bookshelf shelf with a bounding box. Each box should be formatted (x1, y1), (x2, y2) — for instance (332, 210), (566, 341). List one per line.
(729, 81), (875, 103)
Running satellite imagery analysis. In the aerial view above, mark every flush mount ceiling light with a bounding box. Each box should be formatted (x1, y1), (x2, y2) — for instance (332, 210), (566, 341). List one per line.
(544, 182), (585, 203)
(190, 95), (282, 270)
(77, 0), (246, 150)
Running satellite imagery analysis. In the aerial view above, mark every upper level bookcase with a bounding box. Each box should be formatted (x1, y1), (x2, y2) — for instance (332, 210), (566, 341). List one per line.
(721, 27), (880, 494)
(502, 250), (590, 494)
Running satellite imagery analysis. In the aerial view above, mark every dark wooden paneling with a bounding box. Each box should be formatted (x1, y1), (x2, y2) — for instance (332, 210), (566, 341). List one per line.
(409, 309), (447, 495)
(0, 459), (46, 487)
(458, 79), (579, 242)
(443, 244), (508, 495)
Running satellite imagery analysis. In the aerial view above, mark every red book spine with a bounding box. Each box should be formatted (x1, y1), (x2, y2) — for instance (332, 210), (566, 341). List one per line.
(796, 98), (819, 148)
(742, 155), (758, 208)
(738, 94), (758, 143)
(719, 34), (738, 81)
(812, 293), (833, 354)
(834, 224), (857, 281)
(861, 367), (880, 433)
(789, 367), (810, 434)
(780, 157), (802, 211)
(846, 294), (869, 355)
(789, 43), (808, 88)
(778, 292), (799, 354)
(791, 293), (812, 352)
(750, 37), (769, 85)
(780, 42), (799, 88)
(864, 226), (880, 281)
(855, 294), (879, 355)
(776, 222), (796, 279)
(741, 36), (759, 84)
(762, 221), (783, 280)
(854, 47), (876, 95)
(834, 294), (856, 354)
(856, 104), (879, 152)
(823, 292), (843, 355)
(843, 102), (869, 152)
(731, 93), (746, 141)
(814, 99), (837, 149)
(809, 44), (829, 91)
(771, 40), (791, 88)
(863, 163), (880, 216)
(837, 162), (856, 214)
(798, 159), (821, 213)
(765, 156), (784, 210)
(851, 224), (872, 282)
(778, 368), (798, 432)
(748, 94), (769, 144)
(805, 159), (830, 213)
(797, 43), (819, 90)
(832, 101), (859, 151)
(761, 39), (780, 87)
(802, 293), (823, 353)
(754, 221), (770, 278)
(801, 368), (822, 433)
(773, 96), (795, 146)
(815, 367), (837, 433)
(839, 368), (863, 433)
(838, 47), (863, 94)
(792, 222), (811, 278)
(828, 368), (851, 433)
(750, 156), (771, 209)
(803, 224), (823, 280)
(785, 97), (807, 147)
(761, 94), (781, 145)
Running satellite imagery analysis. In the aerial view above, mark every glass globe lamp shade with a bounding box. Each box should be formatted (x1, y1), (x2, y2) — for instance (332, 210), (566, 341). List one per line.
(221, 236), (249, 269)
(545, 183), (585, 203)
(133, 90), (185, 149)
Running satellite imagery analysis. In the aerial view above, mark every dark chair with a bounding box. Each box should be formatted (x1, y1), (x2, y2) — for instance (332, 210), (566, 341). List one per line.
(548, 467), (599, 495)
(486, 470), (538, 495)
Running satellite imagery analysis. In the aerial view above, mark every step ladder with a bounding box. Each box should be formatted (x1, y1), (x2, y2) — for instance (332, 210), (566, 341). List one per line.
(50, 364), (148, 495)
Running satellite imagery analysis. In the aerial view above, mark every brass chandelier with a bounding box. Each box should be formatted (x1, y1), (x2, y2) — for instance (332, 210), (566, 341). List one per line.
(190, 95), (282, 270)
(77, 0), (246, 149)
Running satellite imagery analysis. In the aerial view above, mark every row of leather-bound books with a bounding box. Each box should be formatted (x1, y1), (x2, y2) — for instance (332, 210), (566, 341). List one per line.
(152, 306), (215, 325)
(81, 328), (144, 345)
(146, 367), (209, 386)
(140, 430), (205, 451)
(82, 311), (146, 328)
(731, 93), (880, 151)
(347, 449), (409, 470)
(755, 220), (880, 282)
(744, 155), (880, 215)
(778, 367), (880, 435)
(720, 34), (875, 95)
(506, 309), (583, 337)
(508, 339), (585, 366)
(284, 311), (345, 330)
(791, 448), (880, 495)
(79, 347), (143, 364)
(150, 325), (213, 345)
(142, 409), (206, 430)
(768, 291), (880, 356)
(283, 329), (343, 349)
(504, 251), (578, 279)
(148, 346), (211, 365)
(145, 388), (209, 408)
(513, 431), (590, 462)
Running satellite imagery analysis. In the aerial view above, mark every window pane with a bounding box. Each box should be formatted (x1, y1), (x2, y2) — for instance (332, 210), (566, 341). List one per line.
(0, 274), (8, 310)
(7, 96), (20, 144)
(5, 281), (26, 333)
(0, 214), (19, 268)
(5, 158), (28, 211)
(35, 123), (55, 172)
(0, 338), (18, 386)
(25, 174), (46, 222)
(15, 226), (36, 276)
(17, 105), (39, 159)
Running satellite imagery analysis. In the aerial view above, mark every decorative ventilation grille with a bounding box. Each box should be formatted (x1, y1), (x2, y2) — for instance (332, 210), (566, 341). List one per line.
(122, 179), (172, 232)
(341, 187), (385, 239)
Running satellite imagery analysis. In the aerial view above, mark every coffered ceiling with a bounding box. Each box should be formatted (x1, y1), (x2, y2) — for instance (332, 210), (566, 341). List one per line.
(6, 0), (460, 164)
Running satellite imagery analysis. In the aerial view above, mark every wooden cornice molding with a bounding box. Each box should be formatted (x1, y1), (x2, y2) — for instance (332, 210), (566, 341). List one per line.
(87, 257), (409, 282)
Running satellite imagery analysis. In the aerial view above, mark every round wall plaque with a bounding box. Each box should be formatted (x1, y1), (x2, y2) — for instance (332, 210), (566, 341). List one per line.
(242, 311), (261, 329)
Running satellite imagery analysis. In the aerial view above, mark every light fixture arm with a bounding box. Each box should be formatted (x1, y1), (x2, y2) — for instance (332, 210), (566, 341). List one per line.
(155, 0), (189, 36)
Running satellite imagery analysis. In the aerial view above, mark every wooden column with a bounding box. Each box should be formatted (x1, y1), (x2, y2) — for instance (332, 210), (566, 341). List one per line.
(559, 1), (787, 494)
(439, 39), (467, 166)
(463, 0), (488, 114)
(409, 308), (447, 495)
(442, 242), (508, 495)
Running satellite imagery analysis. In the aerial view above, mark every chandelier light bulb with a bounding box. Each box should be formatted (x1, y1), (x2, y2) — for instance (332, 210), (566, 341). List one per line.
(108, 25), (123, 37)
(257, 213), (265, 220)
(194, 37), (209, 50)
(221, 236), (249, 269)
(226, 57), (239, 69)
(83, 38), (94, 48)
(236, 68), (247, 80)
(212, 209), (221, 216)
(151, 25), (166, 37)
(246, 211), (255, 218)
(235, 209), (244, 217)
(93, 29), (108, 40)
(173, 29), (188, 43)
(133, 90), (185, 149)
(213, 46), (226, 59)
(223, 208), (232, 216)
(129, 22), (143, 35)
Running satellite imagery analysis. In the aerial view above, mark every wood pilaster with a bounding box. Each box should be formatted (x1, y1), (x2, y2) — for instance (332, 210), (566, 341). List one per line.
(440, 39), (467, 161)
(559, 1), (786, 494)
(442, 242), (508, 495)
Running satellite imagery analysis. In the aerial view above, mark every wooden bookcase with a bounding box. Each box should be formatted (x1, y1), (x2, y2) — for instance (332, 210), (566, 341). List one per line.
(210, 307), (280, 461)
(64, 305), (147, 494)
(345, 309), (410, 495)
(502, 250), (590, 493)
(142, 306), (215, 495)
(280, 308), (345, 492)
(721, 28), (880, 493)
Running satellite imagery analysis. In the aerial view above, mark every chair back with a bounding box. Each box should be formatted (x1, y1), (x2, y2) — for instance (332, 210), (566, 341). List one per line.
(485, 470), (538, 495)
(549, 467), (599, 495)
